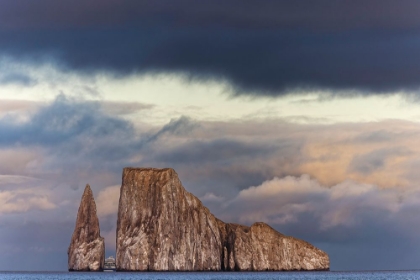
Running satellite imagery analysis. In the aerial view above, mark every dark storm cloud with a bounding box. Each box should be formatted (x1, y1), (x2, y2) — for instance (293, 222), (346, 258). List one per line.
(0, 94), (134, 147)
(1, 0), (420, 96)
(2, 0), (420, 31)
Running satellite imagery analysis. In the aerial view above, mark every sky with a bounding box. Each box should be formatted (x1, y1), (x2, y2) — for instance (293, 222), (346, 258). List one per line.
(1, 0), (420, 271)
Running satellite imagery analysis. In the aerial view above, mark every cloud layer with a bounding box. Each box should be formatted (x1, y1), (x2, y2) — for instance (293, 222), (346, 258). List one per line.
(223, 175), (420, 270)
(0, 96), (420, 270)
(1, 1), (420, 96)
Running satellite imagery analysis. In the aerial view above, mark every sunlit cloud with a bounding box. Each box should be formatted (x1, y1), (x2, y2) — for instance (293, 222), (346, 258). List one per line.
(96, 185), (120, 218)
(226, 175), (402, 229)
(0, 189), (56, 214)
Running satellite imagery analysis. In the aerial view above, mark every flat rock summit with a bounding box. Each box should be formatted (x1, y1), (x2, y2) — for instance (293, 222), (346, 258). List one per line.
(116, 167), (329, 271)
(68, 184), (105, 271)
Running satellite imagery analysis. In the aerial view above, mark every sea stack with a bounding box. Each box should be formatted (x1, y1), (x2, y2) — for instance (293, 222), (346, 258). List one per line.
(116, 168), (329, 271)
(68, 184), (105, 271)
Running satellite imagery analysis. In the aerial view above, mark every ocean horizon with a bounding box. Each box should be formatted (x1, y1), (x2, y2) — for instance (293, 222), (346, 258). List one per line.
(2, 271), (420, 280)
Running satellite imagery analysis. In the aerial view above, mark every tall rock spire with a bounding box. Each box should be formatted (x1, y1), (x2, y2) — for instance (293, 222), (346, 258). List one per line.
(68, 184), (105, 271)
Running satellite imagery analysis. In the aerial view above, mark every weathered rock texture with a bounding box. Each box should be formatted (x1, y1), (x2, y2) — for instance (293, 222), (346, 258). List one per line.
(116, 168), (329, 271)
(68, 184), (105, 271)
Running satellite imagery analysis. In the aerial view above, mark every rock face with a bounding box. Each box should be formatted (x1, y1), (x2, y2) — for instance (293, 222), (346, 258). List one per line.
(218, 222), (329, 271)
(116, 168), (329, 271)
(116, 168), (222, 271)
(68, 184), (105, 271)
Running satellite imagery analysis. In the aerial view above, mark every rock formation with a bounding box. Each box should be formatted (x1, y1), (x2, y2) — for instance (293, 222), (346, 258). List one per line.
(218, 222), (328, 271)
(68, 184), (105, 271)
(116, 168), (329, 271)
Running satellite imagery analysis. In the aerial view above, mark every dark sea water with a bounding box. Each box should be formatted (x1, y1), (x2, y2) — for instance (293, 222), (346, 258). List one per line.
(1, 271), (420, 280)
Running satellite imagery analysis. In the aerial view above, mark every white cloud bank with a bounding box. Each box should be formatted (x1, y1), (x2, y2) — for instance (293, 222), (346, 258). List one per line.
(0, 189), (56, 214)
(227, 175), (409, 230)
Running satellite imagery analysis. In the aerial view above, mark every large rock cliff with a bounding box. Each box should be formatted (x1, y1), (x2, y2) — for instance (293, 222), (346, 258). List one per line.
(116, 168), (329, 271)
(218, 222), (329, 271)
(68, 184), (105, 271)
